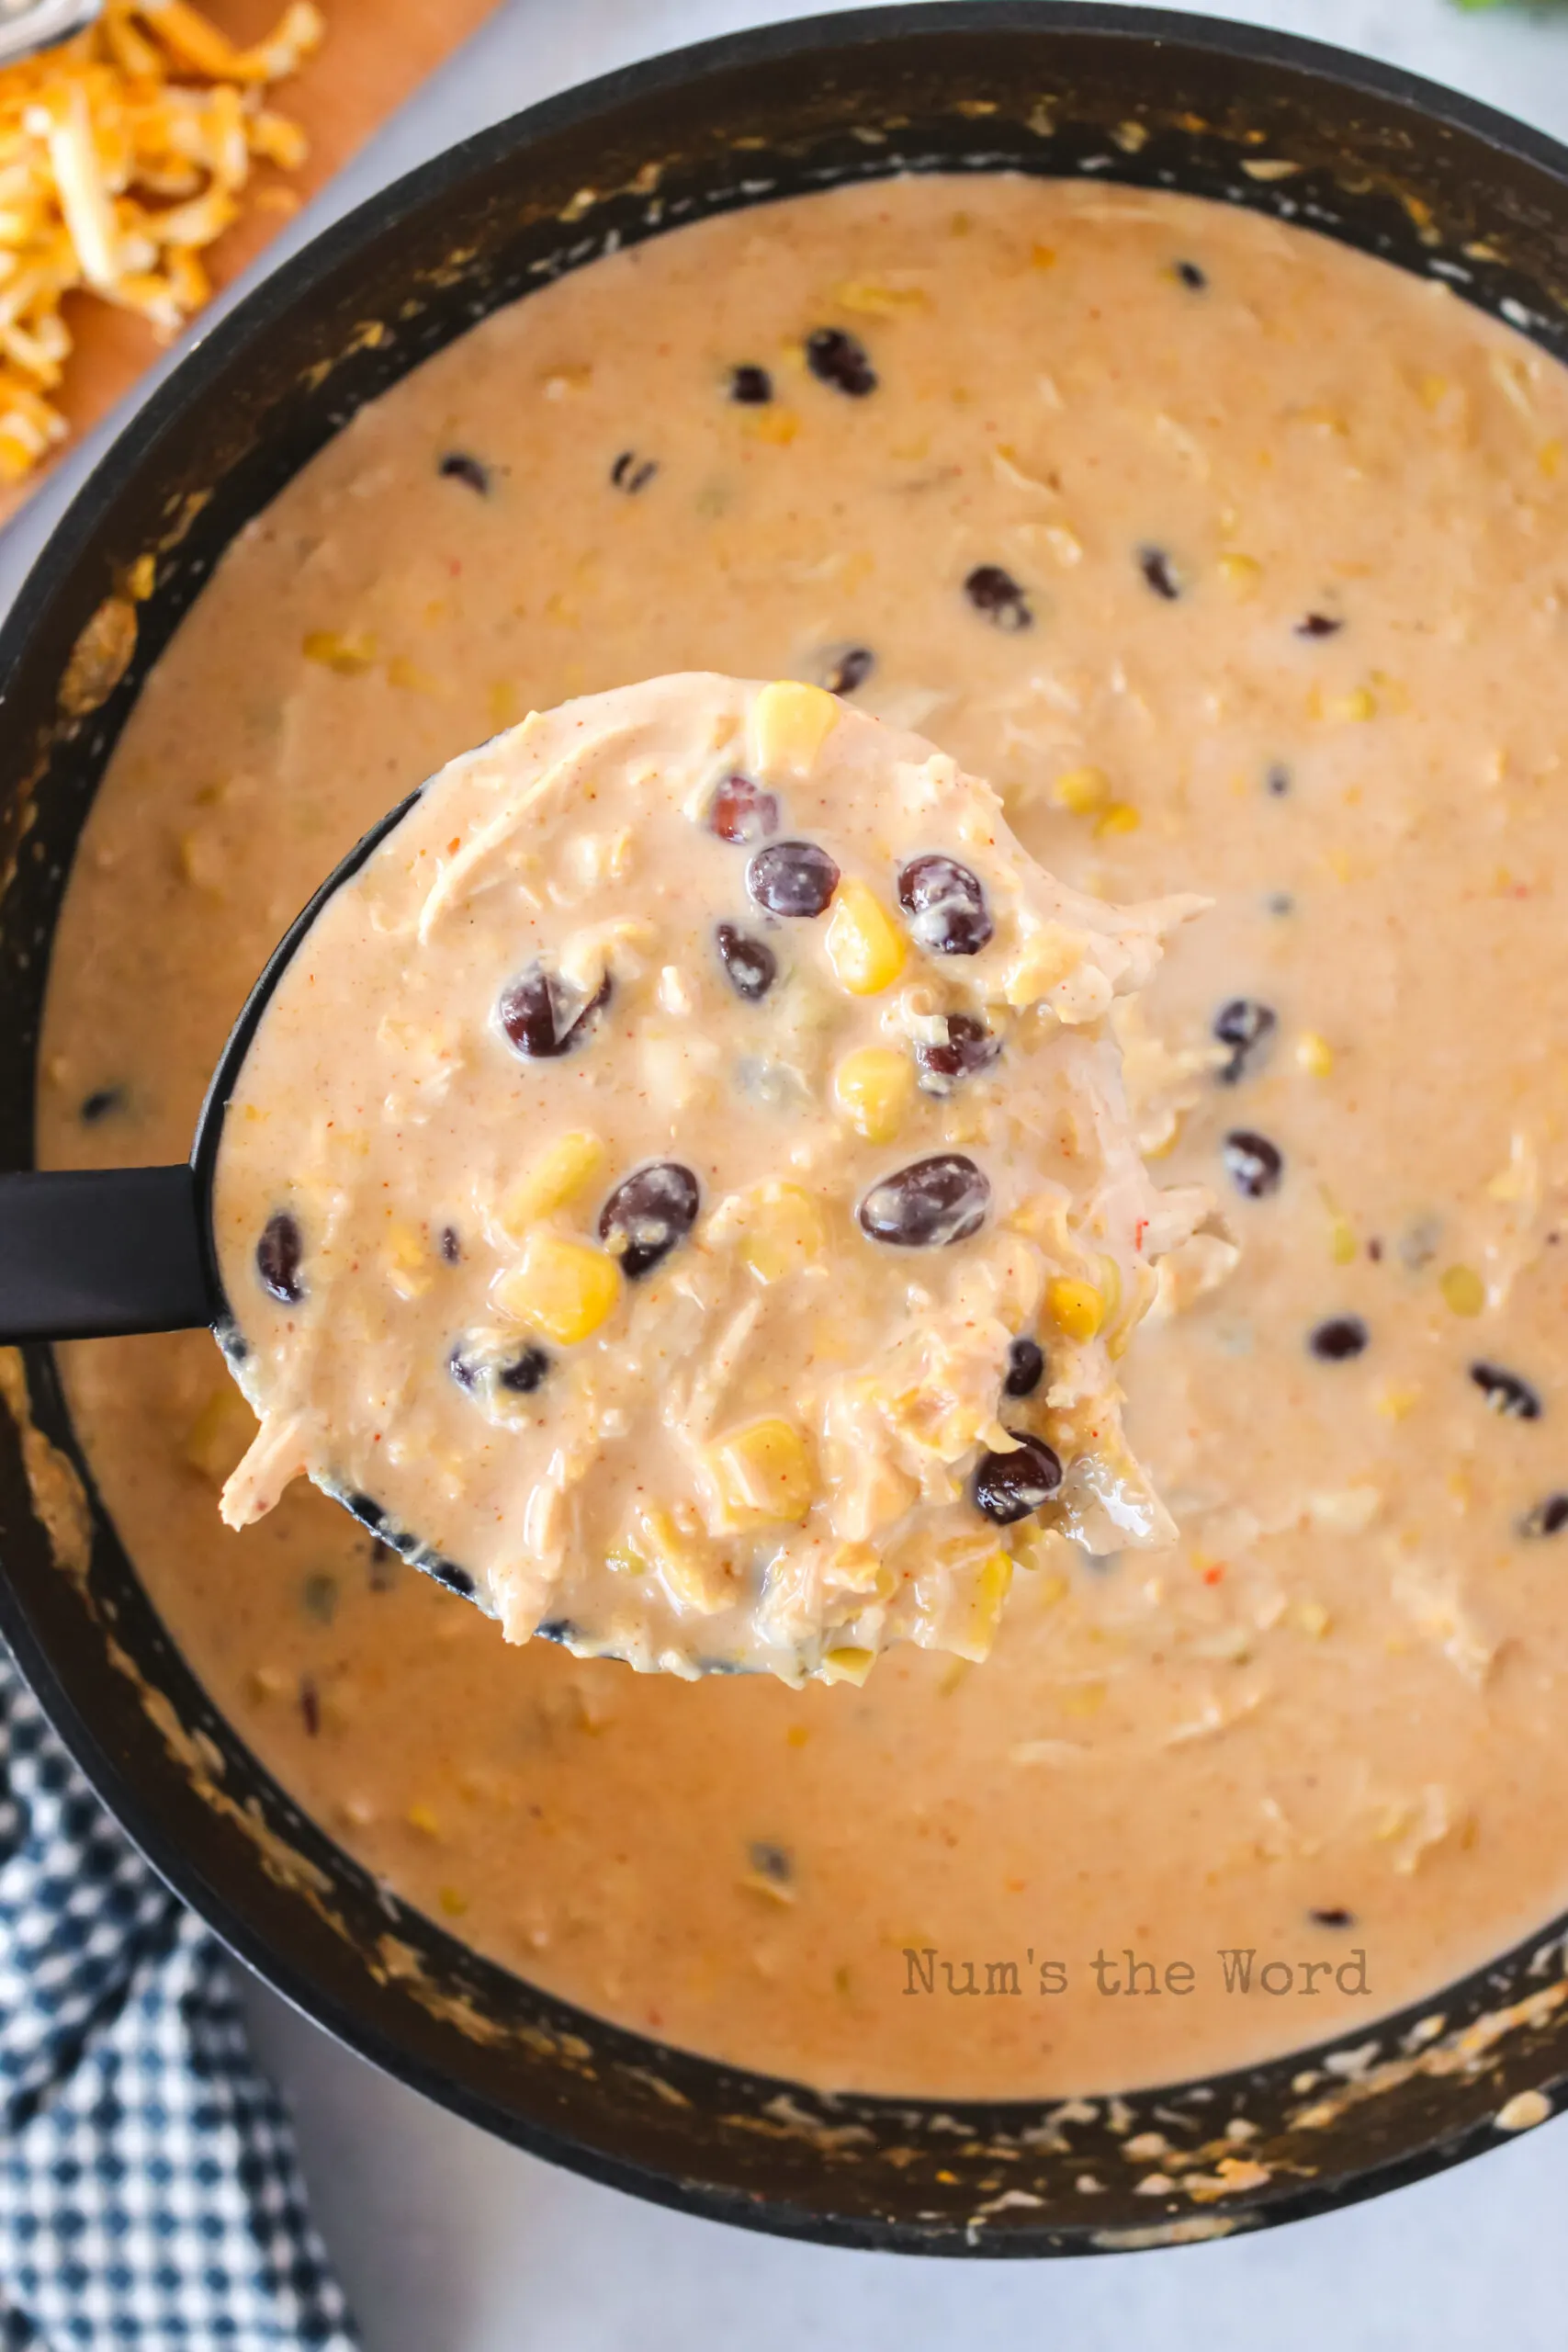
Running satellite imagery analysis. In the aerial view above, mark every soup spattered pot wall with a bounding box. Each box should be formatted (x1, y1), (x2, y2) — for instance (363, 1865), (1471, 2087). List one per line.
(3, 4), (1568, 2255)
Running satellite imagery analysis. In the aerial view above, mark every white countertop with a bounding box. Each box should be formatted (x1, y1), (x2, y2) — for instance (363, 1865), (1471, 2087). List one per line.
(8, 2), (1568, 2344)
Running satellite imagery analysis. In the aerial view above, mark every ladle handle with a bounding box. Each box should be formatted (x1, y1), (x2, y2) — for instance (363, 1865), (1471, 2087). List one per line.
(0, 1167), (211, 1340)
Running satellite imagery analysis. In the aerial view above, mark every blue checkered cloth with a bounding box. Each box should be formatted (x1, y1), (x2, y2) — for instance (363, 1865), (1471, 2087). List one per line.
(0, 1647), (358, 2349)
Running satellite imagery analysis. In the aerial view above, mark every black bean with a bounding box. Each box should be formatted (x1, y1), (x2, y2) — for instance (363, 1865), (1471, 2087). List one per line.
(257, 1210), (304, 1305)
(1309, 1906), (1355, 1929)
(1223, 1130), (1283, 1199)
(858, 1154), (990, 1249)
(708, 773), (779, 845)
(1139, 546), (1182, 600)
(1004, 1337), (1046, 1397)
(439, 1225), (461, 1264)
(600, 1161), (701, 1278)
(428, 1558), (477, 1599)
(806, 327), (876, 396)
(299, 1674), (321, 1737)
(897, 853), (994, 956)
(1266, 763), (1291, 797)
(915, 1013), (999, 1093)
(1213, 998), (1276, 1083)
(438, 450), (491, 496)
(1296, 612), (1343, 639)
(300, 1573), (338, 1625)
(747, 839), (840, 918)
(1519, 1494), (1568, 1539)
(498, 963), (610, 1058)
(714, 922), (777, 1002)
(498, 1345), (551, 1395)
(1175, 259), (1208, 290)
(79, 1085), (125, 1123)
(748, 1839), (793, 1885)
(964, 563), (1032, 631)
(973, 1431), (1064, 1524)
(1471, 1362), (1541, 1420)
(728, 363), (773, 404)
(610, 449), (658, 492)
(1310, 1317), (1369, 1362)
(823, 645), (875, 696)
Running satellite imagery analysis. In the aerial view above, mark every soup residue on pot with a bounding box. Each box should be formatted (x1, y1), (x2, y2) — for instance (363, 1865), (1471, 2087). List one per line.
(37, 174), (1568, 2099)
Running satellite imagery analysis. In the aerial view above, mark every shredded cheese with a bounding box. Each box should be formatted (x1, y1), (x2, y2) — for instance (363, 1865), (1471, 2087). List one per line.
(0, 1), (324, 485)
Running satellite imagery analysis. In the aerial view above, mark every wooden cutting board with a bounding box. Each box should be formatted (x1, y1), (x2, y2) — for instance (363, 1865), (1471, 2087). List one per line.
(0, 0), (502, 531)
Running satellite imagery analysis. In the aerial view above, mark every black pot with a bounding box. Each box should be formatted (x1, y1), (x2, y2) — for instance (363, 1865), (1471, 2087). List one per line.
(3, 2), (1567, 2257)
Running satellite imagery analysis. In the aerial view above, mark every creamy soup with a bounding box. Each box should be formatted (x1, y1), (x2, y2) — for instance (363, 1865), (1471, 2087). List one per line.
(38, 176), (1568, 2099)
(213, 670), (1204, 1678)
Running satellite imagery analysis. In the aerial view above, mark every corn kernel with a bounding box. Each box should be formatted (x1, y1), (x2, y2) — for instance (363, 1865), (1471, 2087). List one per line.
(181, 1385), (255, 1483)
(1440, 1263), (1485, 1317)
(833, 1046), (914, 1142)
(1052, 764), (1110, 815)
(1541, 439), (1563, 481)
(1377, 1383), (1422, 1420)
(1047, 1275), (1106, 1342)
(751, 678), (840, 777)
(965, 1550), (1013, 1656)
(1218, 551), (1262, 598)
(705, 1416), (815, 1529)
(302, 628), (376, 674)
(438, 1886), (469, 1917)
(738, 1182), (826, 1285)
(1329, 685), (1377, 723)
(495, 1229), (622, 1345)
(406, 1804), (440, 1837)
(745, 408), (800, 446)
(500, 1130), (607, 1237)
(819, 1645), (876, 1685)
(1329, 1215), (1359, 1266)
(825, 880), (907, 995)
(640, 1510), (730, 1612)
(1005, 923), (1084, 1008)
(1094, 800), (1141, 839)
(383, 1220), (434, 1300)
(1296, 1030), (1335, 1078)
(831, 278), (931, 317)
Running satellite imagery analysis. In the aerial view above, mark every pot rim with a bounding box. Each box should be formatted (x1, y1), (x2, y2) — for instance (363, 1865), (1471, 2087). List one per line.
(4, 0), (1568, 2256)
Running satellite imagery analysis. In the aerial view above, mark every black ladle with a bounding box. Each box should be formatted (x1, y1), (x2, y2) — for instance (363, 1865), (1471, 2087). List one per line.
(0, 789), (419, 1347)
